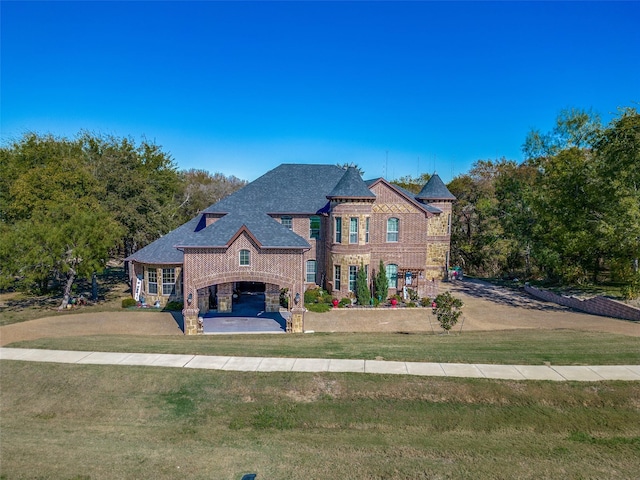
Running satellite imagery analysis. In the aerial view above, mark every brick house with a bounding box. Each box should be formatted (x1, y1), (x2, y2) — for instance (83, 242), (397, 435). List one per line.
(126, 164), (455, 334)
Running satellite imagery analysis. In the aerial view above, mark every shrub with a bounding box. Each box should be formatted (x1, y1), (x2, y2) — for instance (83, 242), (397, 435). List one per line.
(121, 298), (137, 308)
(338, 297), (351, 308)
(431, 292), (464, 333)
(420, 297), (431, 307)
(304, 288), (331, 303)
(280, 288), (289, 308)
(305, 302), (331, 313)
(164, 301), (183, 311)
(406, 302), (417, 308)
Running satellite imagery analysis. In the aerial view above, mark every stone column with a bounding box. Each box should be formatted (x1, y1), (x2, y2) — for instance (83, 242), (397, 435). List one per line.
(183, 307), (200, 335)
(287, 306), (305, 333)
(265, 283), (280, 312)
(217, 282), (233, 313)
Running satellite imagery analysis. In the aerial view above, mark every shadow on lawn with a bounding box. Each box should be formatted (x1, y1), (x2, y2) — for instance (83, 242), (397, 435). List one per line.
(450, 279), (570, 312)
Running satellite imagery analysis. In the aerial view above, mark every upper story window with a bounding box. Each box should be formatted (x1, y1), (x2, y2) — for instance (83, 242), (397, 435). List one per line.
(147, 268), (158, 295)
(447, 213), (451, 235)
(310, 216), (321, 239)
(365, 217), (370, 243)
(335, 217), (342, 243)
(239, 249), (250, 266)
(349, 217), (358, 244)
(387, 217), (399, 242)
(162, 268), (176, 295)
(281, 216), (293, 230)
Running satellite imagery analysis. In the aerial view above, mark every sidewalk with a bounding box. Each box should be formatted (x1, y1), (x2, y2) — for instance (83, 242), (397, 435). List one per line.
(2, 347), (639, 381)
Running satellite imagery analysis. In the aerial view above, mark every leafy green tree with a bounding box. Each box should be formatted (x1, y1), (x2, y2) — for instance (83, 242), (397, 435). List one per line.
(81, 133), (182, 257)
(355, 264), (371, 306)
(0, 134), (124, 304)
(373, 260), (389, 301)
(391, 173), (431, 194)
(177, 169), (247, 219)
(592, 107), (640, 282)
(431, 291), (464, 333)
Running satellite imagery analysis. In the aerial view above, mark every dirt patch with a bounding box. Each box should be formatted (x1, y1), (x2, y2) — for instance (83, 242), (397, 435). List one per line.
(1, 280), (638, 346)
(304, 280), (640, 337)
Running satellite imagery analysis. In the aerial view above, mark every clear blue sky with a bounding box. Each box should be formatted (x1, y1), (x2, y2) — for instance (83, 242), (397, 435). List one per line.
(2, 1), (638, 183)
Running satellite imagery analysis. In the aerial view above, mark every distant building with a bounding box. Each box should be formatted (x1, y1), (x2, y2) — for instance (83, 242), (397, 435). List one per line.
(126, 164), (455, 334)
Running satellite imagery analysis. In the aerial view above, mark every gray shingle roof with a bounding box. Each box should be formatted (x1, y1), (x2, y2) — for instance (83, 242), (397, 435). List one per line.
(176, 212), (310, 249)
(205, 164), (347, 215)
(327, 166), (376, 200)
(125, 215), (205, 264)
(416, 173), (456, 201)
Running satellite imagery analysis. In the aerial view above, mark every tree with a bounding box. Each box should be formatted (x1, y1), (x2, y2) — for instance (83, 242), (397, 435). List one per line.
(0, 133), (124, 304)
(355, 264), (371, 306)
(81, 133), (183, 258)
(431, 292), (464, 333)
(373, 260), (389, 301)
(391, 173), (431, 194)
(177, 169), (247, 219)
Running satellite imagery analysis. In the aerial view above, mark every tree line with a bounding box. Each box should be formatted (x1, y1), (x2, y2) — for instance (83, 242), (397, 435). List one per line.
(1, 106), (638, 304)
(0, 132), (246, 307)
(445, 107), (639, 296)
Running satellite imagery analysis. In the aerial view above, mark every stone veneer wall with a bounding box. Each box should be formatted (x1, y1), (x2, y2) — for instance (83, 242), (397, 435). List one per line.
(525, 285), (640, 321)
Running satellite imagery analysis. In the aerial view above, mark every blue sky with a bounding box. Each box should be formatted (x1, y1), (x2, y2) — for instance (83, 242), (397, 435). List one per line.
(2, 1), (638, 183)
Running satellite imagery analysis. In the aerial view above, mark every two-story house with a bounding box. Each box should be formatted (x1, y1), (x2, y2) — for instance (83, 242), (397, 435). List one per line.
(126, 164), (455, 334)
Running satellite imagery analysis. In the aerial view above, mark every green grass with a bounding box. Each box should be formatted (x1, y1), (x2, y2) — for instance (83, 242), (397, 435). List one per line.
(8, 330), (640, 365)
(1, 361), (639, 479)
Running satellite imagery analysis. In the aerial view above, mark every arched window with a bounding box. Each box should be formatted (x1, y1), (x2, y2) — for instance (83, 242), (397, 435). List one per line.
(306, 260), (317, 283)
(386, 264), (398, 289)
(387, 217), (399, 242)
(239, 249), (250, 266)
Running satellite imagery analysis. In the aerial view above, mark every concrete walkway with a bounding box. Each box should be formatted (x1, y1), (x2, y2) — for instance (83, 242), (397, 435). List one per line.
(2, 347), (639, 381)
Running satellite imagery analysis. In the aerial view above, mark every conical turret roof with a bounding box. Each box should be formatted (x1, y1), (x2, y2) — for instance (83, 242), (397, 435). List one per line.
(327, 166), (376, 200)
(416, 173), (456, 201)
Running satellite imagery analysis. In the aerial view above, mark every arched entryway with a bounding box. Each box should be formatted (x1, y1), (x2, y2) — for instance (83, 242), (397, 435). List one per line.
(192, 278), (291, 334)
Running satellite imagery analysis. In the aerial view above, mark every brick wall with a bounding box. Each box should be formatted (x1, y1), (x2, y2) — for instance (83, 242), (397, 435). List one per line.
(182, 232), (305, 314)
(525, 285), (640, 321)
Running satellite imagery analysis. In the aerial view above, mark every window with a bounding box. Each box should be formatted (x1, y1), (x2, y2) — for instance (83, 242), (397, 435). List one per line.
(365, 217), (370, 243)
(310, 216), (321, 239)
(386, 264), (398, 289)
(335, 217), (342, 243)
(239, 249), (250, 266)
(349, 217), (358, 244)
(334, 264), (341, 290)
(281, 216), (292, 230)
(349, 266), (358, 292)
(447, 213), (451, 235)
(162, 268), (176, 295)
(147, 268), (158, 295)
(387, 217), (399, 242)
(306, 260), (317, 283)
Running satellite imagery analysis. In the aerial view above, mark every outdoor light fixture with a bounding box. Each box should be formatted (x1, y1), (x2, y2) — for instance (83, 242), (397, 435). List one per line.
(187, 292), (193, 305)
(294, 292), (300, 305)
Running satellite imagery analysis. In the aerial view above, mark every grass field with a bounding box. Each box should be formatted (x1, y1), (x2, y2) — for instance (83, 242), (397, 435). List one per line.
(1, 360), (639, 479)
(8, 329), (640, 365)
